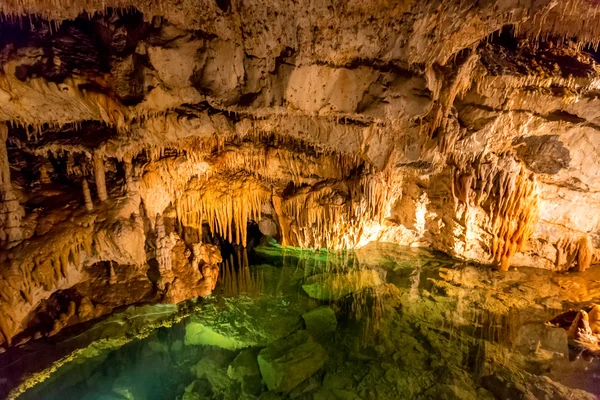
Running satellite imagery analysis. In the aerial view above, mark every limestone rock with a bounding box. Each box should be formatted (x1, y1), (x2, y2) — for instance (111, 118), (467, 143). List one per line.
(257, 330), (328, 392)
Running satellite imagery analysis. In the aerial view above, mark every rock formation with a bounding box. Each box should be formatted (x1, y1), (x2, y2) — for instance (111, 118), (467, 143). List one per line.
(550, 303), (600, 356)
(1, 0), (600, 348)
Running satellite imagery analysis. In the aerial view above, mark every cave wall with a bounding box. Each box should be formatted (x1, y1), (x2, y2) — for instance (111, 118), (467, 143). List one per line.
(1, 0), (600, 347)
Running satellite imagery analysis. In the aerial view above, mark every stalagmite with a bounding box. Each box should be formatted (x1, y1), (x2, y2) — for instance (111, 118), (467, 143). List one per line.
(588, 305), (600, 335)
(39, 162), (53, 184)
(94, 150), (108, 202)
(567, 310), (593, 340)
(82, 179), (94, 211)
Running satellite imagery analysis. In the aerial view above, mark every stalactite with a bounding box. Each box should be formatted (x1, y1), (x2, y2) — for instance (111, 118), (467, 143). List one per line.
(0, 229), (95, 344)
(212, 142), (361, 186)
(452, 155), (539, 271)
(178, 176), (269, 247)
(555, 235), (594, 272)
(93, 150), (108, 202)
(425, 52), (480, 138)
(273, 171), (394, 249)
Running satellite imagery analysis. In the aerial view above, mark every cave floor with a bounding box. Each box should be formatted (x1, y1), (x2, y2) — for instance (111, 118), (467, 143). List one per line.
(3, 242), (600, 400)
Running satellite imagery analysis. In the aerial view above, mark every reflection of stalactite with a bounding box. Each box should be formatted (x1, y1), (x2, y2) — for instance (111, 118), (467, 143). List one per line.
(556, 235), (594, 272)
(451, 155), (539, 270)
(220, 247), (263, 297)
(409, 259), (423, 301)
(350, 286), (386, 347)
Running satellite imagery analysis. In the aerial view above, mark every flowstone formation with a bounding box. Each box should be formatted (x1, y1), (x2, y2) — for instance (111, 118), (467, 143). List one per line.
(2, 0), (600, 350)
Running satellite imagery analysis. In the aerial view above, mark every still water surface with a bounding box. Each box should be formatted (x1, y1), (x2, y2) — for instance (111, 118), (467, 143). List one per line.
(14, 242), (600, 399)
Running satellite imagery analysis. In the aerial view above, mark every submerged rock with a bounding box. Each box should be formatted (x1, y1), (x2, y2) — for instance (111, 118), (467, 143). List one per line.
(482, 370), (596, 400)
(302, 270), (384, 301)
(422, 384), (491, 400)
(302, 306), (337, 339)
(227, 348), (261, 381)
(227, 348), (262, 395)
(313, 388), (361, 400)
(184, 297), (303, 349)
(191, 348), (237, 395)
(185, 323), (246, 350)
(182, 379), (212, 400)
(257, 330), (328, 392)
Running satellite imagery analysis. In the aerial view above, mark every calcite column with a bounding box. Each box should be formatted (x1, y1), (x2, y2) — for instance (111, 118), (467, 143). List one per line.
(123, 159), (139, 193)
(0, 123), (24, 248)
(155, 214), (174, 274)
(94, 150), (108, 202)
(82, 179), (94, 211)
(108, 262), (117, 285)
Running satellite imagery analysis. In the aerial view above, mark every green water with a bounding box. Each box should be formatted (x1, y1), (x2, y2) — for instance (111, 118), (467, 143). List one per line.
(12, 242), (600, 399)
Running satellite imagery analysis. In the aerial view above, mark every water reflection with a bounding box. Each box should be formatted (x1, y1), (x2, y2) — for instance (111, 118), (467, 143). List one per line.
(12, 241), (600, 399)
